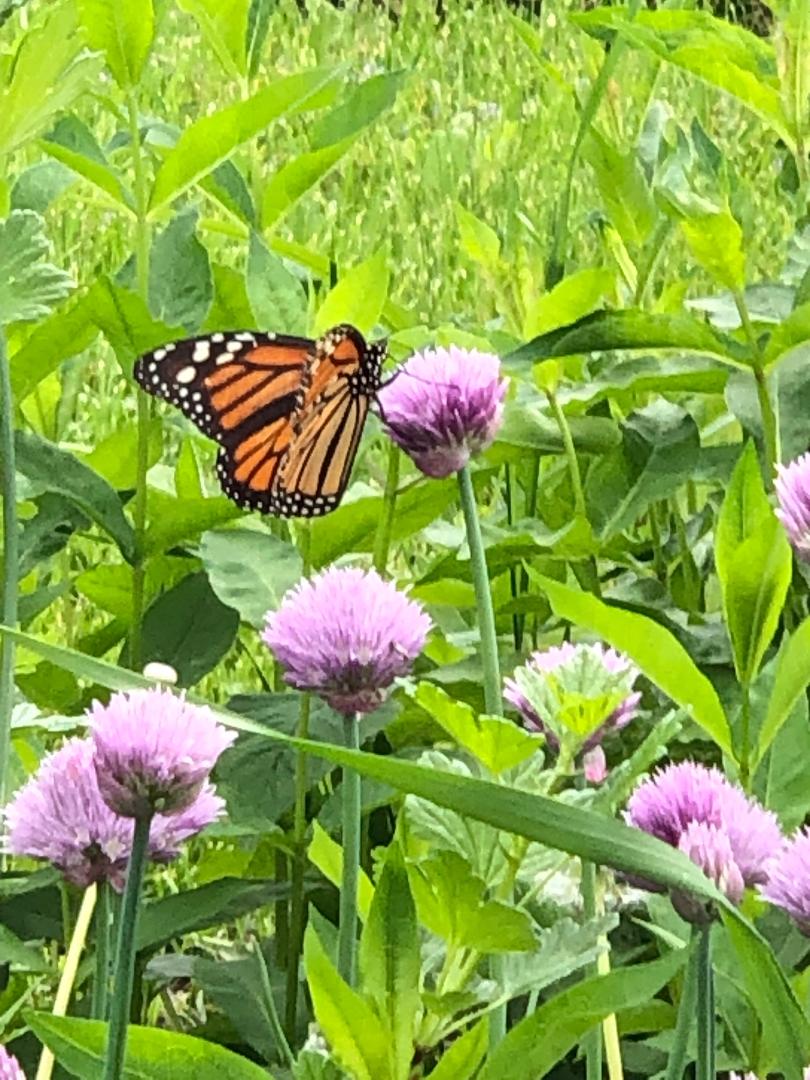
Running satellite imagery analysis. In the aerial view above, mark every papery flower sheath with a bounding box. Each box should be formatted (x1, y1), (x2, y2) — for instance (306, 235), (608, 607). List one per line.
(775, 452), (810, 557)
(761, 826), (810, 934)
(377, 345), (507, 478)
(4, 737), (225, 889)
(263, 566), (430, 716)
(89, 688), (235, 818)
(0, 1046), (25, 1079)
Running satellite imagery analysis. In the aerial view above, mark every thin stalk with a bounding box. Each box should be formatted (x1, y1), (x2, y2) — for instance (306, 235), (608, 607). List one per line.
(285, 522), (312, 1041)
(372, 442), (401, 575)
(545, 388), (585, 517)
(103, 814), (152, 1080)
(504, 465), (522, 650)
(92, 881), (112, 1020)
(254, 939), (295, 1069)
(633, 218), (674, 307)
(739, 681), (752, 791)
(274, 851), (289, 968)
(649, 502), (665, 581)
(337, 714), (361, 987)
(518, 452), (541, 648)
(0, 328), (17, 810)
(580, 862), (603, 1080)
(732, 288), (779, 479)
(36, 884), (98, 1080)
(126, 91), (153, 672)
(664, 931), (700, 1080)
(696, 924), (715, 1080)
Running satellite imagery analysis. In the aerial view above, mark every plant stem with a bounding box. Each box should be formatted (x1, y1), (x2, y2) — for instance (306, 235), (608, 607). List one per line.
(546, 388), (586, 517)
(696, 924), (715, 1080)
(0, 327), (17, 811)
(337, 713), (361, 987)
(92, 881), (112, 1020)
(103, 814), (152, 1080)
(580, 861), (603, 1080)
(739, 680), (752, 791)
(127, 91), (153, 672)
(372, 442), (400, 575)
(732, 288), (779, 480)
(664, 931), (700, 1080)
(254, 938), (295, 1069)
(36, 883), (98, 1080)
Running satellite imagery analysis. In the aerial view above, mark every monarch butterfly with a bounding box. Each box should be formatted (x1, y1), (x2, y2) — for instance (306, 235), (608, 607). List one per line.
(133, 323), (387, 517)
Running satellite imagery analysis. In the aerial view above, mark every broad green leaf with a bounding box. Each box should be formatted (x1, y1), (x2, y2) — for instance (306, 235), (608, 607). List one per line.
(0, 211), (73, 324)
(141, 572), (239, 686)
(76, 0), (154, 89)
(203, 263), (255, 330)
(10, 295), (98, 401)
(582, 129), (655, 249)
(408, 850), (536, 953)
(201, 160), (256, 226)
(756, 617), (810, 768)
(0, 3), (102, 157)
(309, 821), (374, 922)
(304, 925), (391, 1080)
(414, 682), (542, 774)
(149, 209), (213, 332)
(765, 300), (810, 365)
(495, 403), (620, 456)
(313, 249), (389, 336)
(143, 491), (241, 556)
(0, 924), (53, 972)
(716, 443), (791, 684)
(11, 160), (74, 215)
(478, 949), (687, 1080)
(14, 431), (135, 561)
(26, 1012), (272, 1079)
(40, 115), (132, 209)
(310, 70), (407, 149)
(530, 572), (732, 755)
(507, 309), (744, 368)
(425, 1021), (487, 1080)
(178, 0), (249, 79)
(681, 209), (746, 292)
(246, 231), (307, 335)
(455, 203), (500, 271)
(262, 137), (356, 230)
(359, 845), (421, 1080)
(84, 277), (184, 366)
(150, 67), (341, 211)
(199, 526), (302, 628)
(523, 267), (615, 340)
(82, 420), (163, 490)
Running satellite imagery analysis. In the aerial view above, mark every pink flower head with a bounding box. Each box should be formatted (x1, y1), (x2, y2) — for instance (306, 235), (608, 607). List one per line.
(377, 345), (507, 478)
(776, 452), (810, 558)
(263, 566), (430, 716)
(89, 689), (235, 818)
(626, 762), (782, 909)
(4, 737), (225, 890)
(504, 642), (641, 757)
(0, 1045), (25, 1078)
(761, 827), (810, 934)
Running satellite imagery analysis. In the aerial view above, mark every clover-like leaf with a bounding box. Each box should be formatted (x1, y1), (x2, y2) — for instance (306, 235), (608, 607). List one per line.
(0, 211), (73, 325)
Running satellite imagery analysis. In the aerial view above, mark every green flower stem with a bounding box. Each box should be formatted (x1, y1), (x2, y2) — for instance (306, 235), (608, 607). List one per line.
(127, 91), (153, 673)
(254, 938), (295, 1069)
(733, 288), (779, 480)
(92, 881), (112, 1020)
(580, 861), (603, 1080)
(545, 388), (585, 518)
(696, 924), (715, 1080)
(739, 681), (753, 791)
(338, 713), (361, 986)
(372, 442), (401, 575)
(664, 930), (700, 1080)
(0, 327), (17, 811)
(457, 464), (505, 1046)
(103, 814), (152, 1080)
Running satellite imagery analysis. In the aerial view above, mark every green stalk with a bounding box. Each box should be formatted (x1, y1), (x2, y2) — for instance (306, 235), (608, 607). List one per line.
(457, 464), (505, 1046)
(92, 881), (112, 1020)
(126, 92), (153, 673)
(739, 681), (752, 792)
(337, 713), (361, 987)
(0, 328), (17, 810)
(580, 861), (603, 1080)
(545, 388), (585, 517)
(664, 931), (700, 1080)
(254, 939), (295, 1069)
(733, 288), (779, 481)
(372, 443), (401, 575)
(103, 814), (152, 1080)
(696, 924), (715, 1080)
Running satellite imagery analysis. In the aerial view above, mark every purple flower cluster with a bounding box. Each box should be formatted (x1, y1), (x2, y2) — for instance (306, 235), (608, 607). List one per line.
(378, 345), (507, 478)
(761, 828), (810, 934)
(264, 566), (430, 716)
(0, 1047), (24, 1079)
(5, 689), (234, 889)
(626, 762), (781, 915)
(775, 452), (810, 558)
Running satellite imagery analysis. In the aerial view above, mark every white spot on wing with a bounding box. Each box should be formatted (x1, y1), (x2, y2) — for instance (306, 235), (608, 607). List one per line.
(176, 367), (196, 384)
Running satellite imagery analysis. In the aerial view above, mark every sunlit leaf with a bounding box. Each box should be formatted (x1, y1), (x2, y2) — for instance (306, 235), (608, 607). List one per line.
(0, 211), (73, 324)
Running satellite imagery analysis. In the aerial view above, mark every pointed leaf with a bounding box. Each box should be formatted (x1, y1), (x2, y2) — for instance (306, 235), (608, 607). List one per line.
(76, 0), (155, 89)
(309, 821), (374, 922)
(314, 249), (389, 336)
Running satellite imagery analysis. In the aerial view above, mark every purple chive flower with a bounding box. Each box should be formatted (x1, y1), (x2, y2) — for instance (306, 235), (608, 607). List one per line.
(263, 566), (431, 716)
(761, 827), (810, 934)
(626, 762), (782, 907)
(89, 689), (235, 819)
(504, 642), (641, 757)
(4, 737), (225, 890)
(0, 1046), (25, 1079)
(377, 345), (507, 478)
(775, 452), (810, 557)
